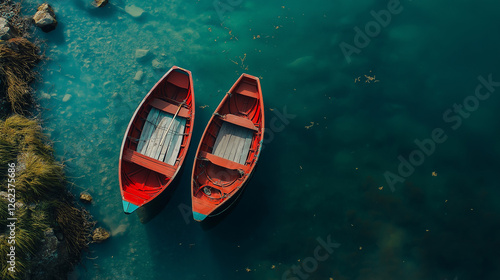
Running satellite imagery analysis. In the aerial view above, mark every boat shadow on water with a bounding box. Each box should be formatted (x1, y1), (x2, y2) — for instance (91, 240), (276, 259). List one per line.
(199, 183), (249, 230)
(199, 164), (269, 232)
(135, 166), (186, 224)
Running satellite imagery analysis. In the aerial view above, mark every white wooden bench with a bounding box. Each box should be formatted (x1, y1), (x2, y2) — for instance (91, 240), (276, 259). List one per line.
(136, 107), (186, 165)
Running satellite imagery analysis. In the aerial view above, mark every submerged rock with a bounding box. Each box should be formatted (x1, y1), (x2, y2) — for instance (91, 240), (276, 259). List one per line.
(133, 70), (144, 82)
(152, 59), (164, 70)
(28, 228), (72, 280)
(0, 17), (18, 40)
(92, 227), (110, 243)
(135, 48), (150, 60)
(125, 5), (144, 18)
(62, 94), (71, 102)
(79, 192), (93, 203)
(93, 0), (109, 8)
(33, 4), (58, 32)
(39, 229), (59, 259)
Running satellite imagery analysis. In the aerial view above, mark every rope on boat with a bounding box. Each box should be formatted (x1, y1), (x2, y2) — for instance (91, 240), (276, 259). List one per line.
(159, 100), (186, 145)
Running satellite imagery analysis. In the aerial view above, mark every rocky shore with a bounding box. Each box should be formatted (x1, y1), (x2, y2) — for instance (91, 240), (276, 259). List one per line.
(0, 1), (103, 279)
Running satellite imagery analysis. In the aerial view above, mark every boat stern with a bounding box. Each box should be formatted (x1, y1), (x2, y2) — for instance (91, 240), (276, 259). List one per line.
(193, 211), (208, 222)
(122, 200), (140, 214)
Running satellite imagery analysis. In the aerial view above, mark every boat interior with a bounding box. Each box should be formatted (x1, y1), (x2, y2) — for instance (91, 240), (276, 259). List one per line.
(193, 76), (262, 203)
(121, 69), (193, 202)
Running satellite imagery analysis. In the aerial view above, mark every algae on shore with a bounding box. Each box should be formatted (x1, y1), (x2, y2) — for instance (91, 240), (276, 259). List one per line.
(0, 38), (41, 113)
(0, 115), (95, 280)
(0, 2), (96, 279)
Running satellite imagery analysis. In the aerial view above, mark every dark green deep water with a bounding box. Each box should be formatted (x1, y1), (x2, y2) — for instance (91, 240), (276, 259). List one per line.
(24, 0), (500, 279)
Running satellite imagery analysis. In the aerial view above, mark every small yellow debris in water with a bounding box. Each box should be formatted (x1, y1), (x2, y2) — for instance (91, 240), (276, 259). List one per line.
(269, 108), (275, 111)
(445, 200), (448, 203)
(359, 246), (362, 250)
(364, 75), (379, 83)
(426, 229), (429, 232)
(305, 122), (314, 129)
(355, 167), (358, 170)
(378, 186), (383, 190)
(271, 265), (276, 269)
(199, 105), (209, 109)
(432, 171), (438, 176)
(246, 268), (251, 272)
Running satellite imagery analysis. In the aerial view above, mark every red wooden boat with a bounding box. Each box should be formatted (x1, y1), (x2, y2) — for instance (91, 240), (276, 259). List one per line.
(191, 74), (264, 221)
(119, 66), (194, 214)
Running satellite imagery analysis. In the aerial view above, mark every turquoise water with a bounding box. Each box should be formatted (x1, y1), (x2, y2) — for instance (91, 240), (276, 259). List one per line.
(24, 0), (500, 279)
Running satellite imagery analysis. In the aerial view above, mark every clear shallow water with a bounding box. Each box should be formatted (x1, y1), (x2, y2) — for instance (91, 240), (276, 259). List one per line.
(23, 0), (500, 279)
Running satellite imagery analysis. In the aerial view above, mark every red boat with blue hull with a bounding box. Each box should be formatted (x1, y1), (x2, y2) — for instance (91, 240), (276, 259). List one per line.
(191, 74), (264, 221)
(119, 66), (195, 214)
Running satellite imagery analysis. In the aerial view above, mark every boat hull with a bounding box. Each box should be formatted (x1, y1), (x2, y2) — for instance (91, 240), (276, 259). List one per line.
(191, 74), (264, 221)
(119, 66), (195, 214)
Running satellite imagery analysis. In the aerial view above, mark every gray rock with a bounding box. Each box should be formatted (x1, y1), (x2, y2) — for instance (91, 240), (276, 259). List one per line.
(135, 48), (150, 60)
(93, 0), (109, 8)
(0, 17), (18, 40)
(133, 70), (144, 82)
(33, 4), (58, 33)
(125, 5), (144, 18)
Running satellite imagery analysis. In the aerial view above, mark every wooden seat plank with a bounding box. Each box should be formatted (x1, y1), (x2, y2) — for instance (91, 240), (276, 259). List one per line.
(226, 126), (243, 161)
(234, 82), (258, 99)
(148, 113), (171, 159)
(233, 129), (248, 164)
(123, 149), (176, 178)
(213, 122), (253, 165)
(213, 124), (231, 156)
(150, 98), (190, 118)
(222, 125), (237, 160)
(219, 114), (258, 131)
(158, 116), (177, 162)
(138, 108), (160, 154)
(240, 135), (253, 164)
(199, 151), (248, 172)
(213, 121), (230, 153)
(162, 117), (186, 165)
